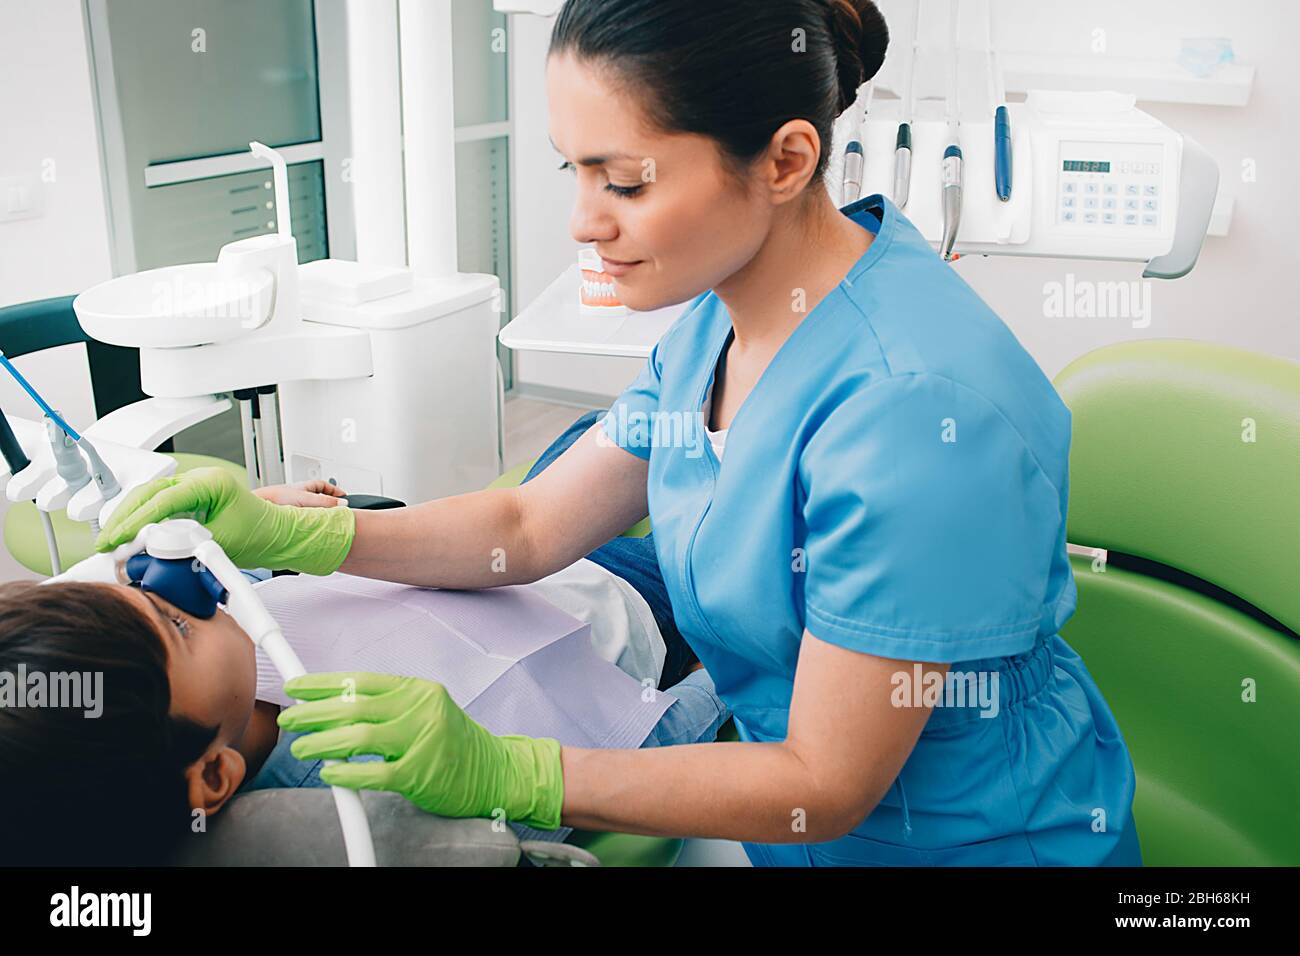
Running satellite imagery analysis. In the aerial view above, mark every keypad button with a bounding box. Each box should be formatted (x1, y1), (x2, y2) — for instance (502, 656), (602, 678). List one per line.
(1142, 214), (1157, 226)
(1125, 184), (1139, 196)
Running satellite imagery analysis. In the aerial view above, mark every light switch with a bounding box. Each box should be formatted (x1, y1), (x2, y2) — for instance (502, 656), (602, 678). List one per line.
(0, 176), (44, 223)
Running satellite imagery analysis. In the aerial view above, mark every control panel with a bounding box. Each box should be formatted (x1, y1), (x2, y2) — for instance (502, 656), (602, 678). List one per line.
(1056, 141), (1170, 235)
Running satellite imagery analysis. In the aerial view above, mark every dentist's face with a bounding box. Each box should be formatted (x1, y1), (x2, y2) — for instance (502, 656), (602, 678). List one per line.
(547, 52), (772, 311)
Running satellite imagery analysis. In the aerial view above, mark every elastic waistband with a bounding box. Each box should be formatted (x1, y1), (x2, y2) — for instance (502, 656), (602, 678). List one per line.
(920, 636), (1056, 729)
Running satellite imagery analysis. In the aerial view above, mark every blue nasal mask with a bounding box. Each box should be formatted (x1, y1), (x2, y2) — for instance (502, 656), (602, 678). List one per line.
(126, 553), (227, 619)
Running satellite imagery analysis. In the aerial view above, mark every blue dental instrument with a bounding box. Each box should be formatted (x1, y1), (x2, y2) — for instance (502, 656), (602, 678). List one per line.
(987, 0), (1012, 201)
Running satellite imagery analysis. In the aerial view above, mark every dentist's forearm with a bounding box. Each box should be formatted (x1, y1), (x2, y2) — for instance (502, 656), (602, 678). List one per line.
(338, 488), (543, 588)
(559, 741), (881, 844)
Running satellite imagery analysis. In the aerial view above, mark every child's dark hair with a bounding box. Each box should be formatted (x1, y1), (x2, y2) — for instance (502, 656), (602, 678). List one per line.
(0, 581), (218, 865)
(549, 0), (889, 185)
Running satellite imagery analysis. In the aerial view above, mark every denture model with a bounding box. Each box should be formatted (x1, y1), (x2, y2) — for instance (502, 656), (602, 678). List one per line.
(578, 247), (629, 316)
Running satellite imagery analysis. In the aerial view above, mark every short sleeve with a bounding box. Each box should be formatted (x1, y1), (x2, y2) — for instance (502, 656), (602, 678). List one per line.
(799, 373), (1062, 662)
(599, 338), (663, 461)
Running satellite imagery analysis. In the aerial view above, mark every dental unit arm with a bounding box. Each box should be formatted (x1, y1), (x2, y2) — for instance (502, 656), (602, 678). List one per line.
(0, 348), (136, 574)
(42, 520), (378, 867)
(828, 2), (1218, 276)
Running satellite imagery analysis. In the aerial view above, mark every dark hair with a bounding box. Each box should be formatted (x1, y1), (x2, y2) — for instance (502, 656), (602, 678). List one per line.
(549, 0), (888, 185)
(0, 581), (218, 866)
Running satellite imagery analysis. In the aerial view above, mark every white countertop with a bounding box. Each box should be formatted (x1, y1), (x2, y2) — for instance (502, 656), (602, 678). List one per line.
(499, 264), (689, 359)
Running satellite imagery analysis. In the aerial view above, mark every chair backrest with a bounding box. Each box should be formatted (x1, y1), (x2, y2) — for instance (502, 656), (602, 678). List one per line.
(0, 295), (150, 421)
(1054, 339), (1300, 865)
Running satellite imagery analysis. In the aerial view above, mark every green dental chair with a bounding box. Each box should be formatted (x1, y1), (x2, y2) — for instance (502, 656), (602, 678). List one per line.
(0, 296), (246, 575)
(1054, 339), (1300, 866)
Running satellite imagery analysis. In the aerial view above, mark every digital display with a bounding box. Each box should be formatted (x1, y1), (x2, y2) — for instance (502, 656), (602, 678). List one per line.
(1063, 160), (1111, 173)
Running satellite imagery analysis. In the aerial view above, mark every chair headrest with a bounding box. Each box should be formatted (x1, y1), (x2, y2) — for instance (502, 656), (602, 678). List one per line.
(1055, 339), (1300, 634)
(170, 789), (521, 866)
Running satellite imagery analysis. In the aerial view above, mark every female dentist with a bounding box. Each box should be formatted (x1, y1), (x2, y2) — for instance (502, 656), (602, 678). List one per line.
(97, 0), (1141, 866)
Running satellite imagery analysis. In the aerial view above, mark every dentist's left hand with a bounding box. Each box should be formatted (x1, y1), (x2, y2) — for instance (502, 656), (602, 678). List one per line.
(278, 671), (564, 829)
(94, 466), (356, 575)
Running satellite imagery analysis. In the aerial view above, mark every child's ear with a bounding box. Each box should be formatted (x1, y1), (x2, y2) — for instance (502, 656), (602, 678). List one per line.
(184, 746), (247, 817)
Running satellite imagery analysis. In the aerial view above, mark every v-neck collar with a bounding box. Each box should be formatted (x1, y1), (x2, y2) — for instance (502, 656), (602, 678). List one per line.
(694, 194), (893, 455)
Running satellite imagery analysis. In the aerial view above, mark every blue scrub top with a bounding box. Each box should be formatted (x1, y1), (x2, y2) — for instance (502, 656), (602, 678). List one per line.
(601, 195), (1140, 867)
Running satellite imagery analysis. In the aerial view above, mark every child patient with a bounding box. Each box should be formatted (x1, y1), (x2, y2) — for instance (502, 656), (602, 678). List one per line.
(0, 413), (725, 866)
(0, 479), (344, 866)
(0, 574), (270, 866)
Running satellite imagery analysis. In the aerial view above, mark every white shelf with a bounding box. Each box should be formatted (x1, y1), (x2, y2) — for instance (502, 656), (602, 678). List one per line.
(1000, 52), (1254, 107)
(499, 264), (687, 359)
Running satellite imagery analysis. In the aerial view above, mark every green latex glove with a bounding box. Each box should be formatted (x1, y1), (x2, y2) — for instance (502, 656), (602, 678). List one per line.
(278, 671), (564, 830)
(94, 466), (355, 576)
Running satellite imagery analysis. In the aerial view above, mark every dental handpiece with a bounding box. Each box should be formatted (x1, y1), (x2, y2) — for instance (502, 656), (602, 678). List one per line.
(0, 350), (121, 501)
(892, 124), (912, 209)
(940, 143), (963, 260)
(986, 2), (1012, 202)
(893, 0), (920, 210)
(994, 105), (1012, 201)
(939, 0), (963, 261)
(47, 413), (91, 494)
(842, 141), (864, 204)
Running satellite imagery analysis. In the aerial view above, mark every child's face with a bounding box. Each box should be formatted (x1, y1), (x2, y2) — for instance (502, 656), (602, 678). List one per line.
(113, 583), (259, 806)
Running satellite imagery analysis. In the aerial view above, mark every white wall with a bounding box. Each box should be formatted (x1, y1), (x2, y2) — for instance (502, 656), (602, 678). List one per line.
(0, 0), (113, 580)
(507, 0), (1300, 397)
(507, 9), (645, 398)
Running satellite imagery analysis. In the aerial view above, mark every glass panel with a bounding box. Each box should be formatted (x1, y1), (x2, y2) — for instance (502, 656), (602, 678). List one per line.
(103, 0), (320, 163)
(455, 137), (512, 386)
(451, 0), (508, 127)
(94, 0), (324, 463)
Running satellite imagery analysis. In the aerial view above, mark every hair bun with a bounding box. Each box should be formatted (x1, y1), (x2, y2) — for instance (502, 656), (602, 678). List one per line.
(825, 0), (889, 114)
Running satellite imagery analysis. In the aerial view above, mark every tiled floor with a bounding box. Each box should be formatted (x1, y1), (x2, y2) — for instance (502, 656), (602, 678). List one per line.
(501, 395), (600, 472)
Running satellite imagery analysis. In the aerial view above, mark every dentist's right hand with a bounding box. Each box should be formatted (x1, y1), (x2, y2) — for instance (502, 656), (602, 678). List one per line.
(93, 466), (356, 575)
